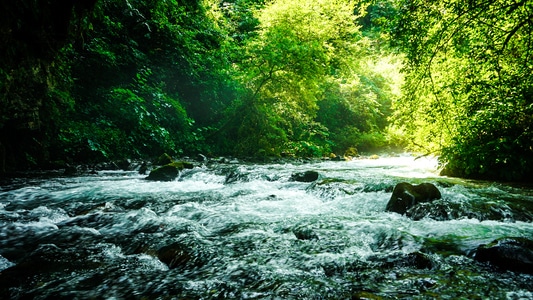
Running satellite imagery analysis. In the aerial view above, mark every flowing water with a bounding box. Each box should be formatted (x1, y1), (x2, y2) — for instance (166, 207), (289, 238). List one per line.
(1, 155), (532, 299)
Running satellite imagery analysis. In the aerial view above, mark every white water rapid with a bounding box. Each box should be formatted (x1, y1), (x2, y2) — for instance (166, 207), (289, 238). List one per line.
(1, 155), (532, 299)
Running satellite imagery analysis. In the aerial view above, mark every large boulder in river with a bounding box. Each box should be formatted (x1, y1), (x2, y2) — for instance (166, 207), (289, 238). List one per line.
(146, 161), (194, 181)
(474, 237), (533, 274)
(386, 182), (442, 215)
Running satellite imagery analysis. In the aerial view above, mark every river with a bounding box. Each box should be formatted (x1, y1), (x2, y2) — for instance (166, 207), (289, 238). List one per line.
(0, 155), (532, 299)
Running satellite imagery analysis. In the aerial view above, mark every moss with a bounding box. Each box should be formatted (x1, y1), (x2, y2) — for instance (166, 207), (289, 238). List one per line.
(168, 161), (194, 169)
(145, 161), (194, 181)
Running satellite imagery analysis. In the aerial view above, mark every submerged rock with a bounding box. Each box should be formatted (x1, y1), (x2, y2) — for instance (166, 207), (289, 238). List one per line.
(386, 182), (442, 215)
(0, 243), (102, 289)
(406, 198), (533, 222)
(157, 242), (193, 269)
(307, 178), (365, 198)
(145, 161), (194, 181)
(224, 169), (248, 184)
(157, 242), (207, 270)
(293, 226), (319, 240)
(474, 237), (533, 274)
(406, 200), (463, 221)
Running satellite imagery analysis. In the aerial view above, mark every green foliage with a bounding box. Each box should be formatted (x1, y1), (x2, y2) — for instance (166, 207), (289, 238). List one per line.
(56, 0), (234, 160)
(359, 0), (398, 38)
(222, 0), (400, 156)
(1, 0), (405, 170)
(393, 0), (533, 181)
(441, 77), (533, 181)
(62, 66), (198, 160)
(218, 0), (264, 44)
(58, 121), (128, 162)
(4, 0), (531, 184)
(317, 52), (403, 154)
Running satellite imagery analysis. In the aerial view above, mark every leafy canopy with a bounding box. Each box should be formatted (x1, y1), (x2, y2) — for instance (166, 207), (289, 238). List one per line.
(226, 0), (382, 156)
(393, 0), (533, 181)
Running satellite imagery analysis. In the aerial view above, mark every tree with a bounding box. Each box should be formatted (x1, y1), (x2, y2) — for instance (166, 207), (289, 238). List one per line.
(0, 0), (407, 169)
(224, 0), (367, 156)
(393, 0), (533, 181)
(57, 0), (235, 161)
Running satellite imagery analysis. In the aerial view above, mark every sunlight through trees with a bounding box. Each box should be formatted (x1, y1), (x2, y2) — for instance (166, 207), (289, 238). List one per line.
(1, 0), (531, 181)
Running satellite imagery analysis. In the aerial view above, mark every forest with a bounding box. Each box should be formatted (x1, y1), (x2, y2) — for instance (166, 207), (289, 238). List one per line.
(0, 0), (532, 182)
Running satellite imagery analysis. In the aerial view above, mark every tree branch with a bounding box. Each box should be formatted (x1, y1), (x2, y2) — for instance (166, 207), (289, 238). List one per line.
(501, 14), (533, 52)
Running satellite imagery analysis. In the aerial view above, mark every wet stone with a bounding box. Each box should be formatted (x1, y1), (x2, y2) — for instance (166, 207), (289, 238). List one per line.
(290, 170), (319, 182)
(386, 182), (442, 215)
(307, 178), (366, 198)
(225, 169), (249, 184)
(406, 199), (533, 222)
(293, 226), (319, 240)
(406, 200), (464, 221)
(367, 251), (435, 270)
(406, 252), (434, 270)
(0, 243), (103, 289)
(474, 237), (533, 274)
(146, 161), (194, 181)
(157, 241), (208, 270)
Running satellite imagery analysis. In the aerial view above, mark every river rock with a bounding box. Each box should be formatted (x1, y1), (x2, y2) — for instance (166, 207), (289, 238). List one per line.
(145, 161), (194, 181)
(224, 169), (248, 184)
(195, 153), (208, 163)
(117, 159), (132, 171)
(365, 251), (435, 272)
(157, 242), (207, 270)
(63, 165), (79, 176)
(386, 182), (442, 215)
(290, 170), (320, 182)
(474, 237), (533, 274)
(157, 243), (193, 269)
(0, 243), (102, 289)
(293, 226), (319, 240)
(406, 200), (463, 221)
(138, 161), (148, 175)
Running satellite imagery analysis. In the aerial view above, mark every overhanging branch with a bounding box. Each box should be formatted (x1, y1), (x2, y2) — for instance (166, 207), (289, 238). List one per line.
(501, 15), (533, 52)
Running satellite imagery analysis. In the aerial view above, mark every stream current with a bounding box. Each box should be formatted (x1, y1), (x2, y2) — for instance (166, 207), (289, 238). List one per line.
(0, 155), (532, 299)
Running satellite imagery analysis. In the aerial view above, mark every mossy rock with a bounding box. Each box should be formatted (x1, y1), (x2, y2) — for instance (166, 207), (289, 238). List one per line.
(146, 161), (194, 181)
(344, 147), (358, 157)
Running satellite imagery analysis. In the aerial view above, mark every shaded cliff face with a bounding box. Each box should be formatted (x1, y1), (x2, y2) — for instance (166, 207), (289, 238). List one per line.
(0, 0), (97, 173)
(0, 0), (97, 62)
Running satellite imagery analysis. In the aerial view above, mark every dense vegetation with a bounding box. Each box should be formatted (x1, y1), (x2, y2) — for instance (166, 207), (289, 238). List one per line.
(392, 0), (533, 181)
(0, 0), (531, 182)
